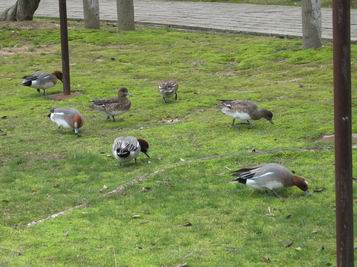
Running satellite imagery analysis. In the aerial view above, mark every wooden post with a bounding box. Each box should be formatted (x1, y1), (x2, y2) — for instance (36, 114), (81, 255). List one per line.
(116, 0), (135, 31)
(59, 0), (71, 95)
(302, 0), (322, 48)
(83, 0), (100, 29)
(333, 0), (354, 264)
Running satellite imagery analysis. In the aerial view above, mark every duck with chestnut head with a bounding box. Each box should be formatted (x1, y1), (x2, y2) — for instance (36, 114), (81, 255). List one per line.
(112, 136), (150, 164)
(22, 70), (63, 95)
(231, 163), (309, 196)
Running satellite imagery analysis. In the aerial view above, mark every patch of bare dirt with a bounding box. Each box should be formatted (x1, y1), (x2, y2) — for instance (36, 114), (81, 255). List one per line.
(0, 21), (60, 30)
(161, 117), (181, 124)
(47, 91), (81, 101)
(0, 44), (57, 56)
(320, 134), (357, 142)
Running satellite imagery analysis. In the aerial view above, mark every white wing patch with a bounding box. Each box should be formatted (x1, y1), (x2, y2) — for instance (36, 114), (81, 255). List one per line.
(50, 113), (71, 128)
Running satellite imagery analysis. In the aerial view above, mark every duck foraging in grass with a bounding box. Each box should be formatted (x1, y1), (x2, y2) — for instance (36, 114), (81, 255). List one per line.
(159, 80), (178, 103)
(112, 136), (150, 164)
(48, 108), (84, 136)
(91, 87), (131, 121)
(22, 71), (63, 95)
(219, 100), (273, 127)
(231, 163), (309, 196)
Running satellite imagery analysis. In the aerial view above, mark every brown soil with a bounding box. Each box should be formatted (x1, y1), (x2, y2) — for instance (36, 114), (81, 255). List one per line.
(320, 134), (357, 142)
(0, 44), (57, 56)
(46, 91), (81, 101)
(0, 20), (60, 30)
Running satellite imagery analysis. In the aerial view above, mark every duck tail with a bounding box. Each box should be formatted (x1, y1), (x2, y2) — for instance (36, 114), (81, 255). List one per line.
(22, 79), (32, 86)
(232, 177), (247, 184)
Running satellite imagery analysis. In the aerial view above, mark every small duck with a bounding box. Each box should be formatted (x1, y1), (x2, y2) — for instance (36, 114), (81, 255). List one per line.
(48, 108), (84, 135)
(158, 80), (178, 103)
(112, 136), (150, 163)
(22, 71), (63, 95)
(91, 87), (131, 121)
(231, 163), (309, 195)
(219, 100), (273, 126)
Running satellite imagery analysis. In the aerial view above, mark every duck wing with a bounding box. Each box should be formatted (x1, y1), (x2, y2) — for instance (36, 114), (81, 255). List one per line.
(232, 165), (263, 182)
(91, 97), (118, 106)
(159, 80), (178, 92)
(113, 137), (140, 155)
(219, 100), (257, 113)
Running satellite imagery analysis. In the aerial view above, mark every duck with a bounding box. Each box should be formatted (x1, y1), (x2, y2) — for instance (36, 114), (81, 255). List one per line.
(48, 108), (84, 135)
(231, 163), (309, 195)
(22, 71), (63, 95)
(219, 100), (273, 126)
(112, 136), (150, 163)
(91, 87), (131, 121)
(158, 80), (178, 103)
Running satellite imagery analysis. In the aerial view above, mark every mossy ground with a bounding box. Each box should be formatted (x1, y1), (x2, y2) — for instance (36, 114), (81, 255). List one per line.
(0, 19), (356, 266)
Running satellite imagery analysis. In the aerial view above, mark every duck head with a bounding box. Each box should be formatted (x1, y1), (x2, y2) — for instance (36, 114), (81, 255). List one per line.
(52, 71), (63, 82)
(118, 87), (131, 97)
(260, 109), (273, 124)
(138, 138), (150, 158)
(292, 175), (309, 193)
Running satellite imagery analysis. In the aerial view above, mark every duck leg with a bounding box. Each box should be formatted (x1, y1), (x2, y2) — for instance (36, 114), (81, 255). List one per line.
(112, 115), (116, 122)
(269, 189), (281, 198)
(42, 89), (46, 95)
(134, 158), (137, 164)
(175, 93), (178, 100)
(106, 115), (111, 120)
(232, 118), (236, 126)
(163, 97), (167, 103)
(37, 89), (41, 93)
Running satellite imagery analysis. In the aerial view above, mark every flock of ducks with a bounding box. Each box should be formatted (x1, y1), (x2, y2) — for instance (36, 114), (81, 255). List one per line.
(22, 70), (309, 196)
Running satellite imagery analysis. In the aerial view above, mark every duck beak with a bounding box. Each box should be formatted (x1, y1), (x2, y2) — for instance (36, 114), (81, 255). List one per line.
(143, 152), (150, 158)
(269, 120), (274, 124)
(128, 93), (133, 97)
(304, 190), (311, 196)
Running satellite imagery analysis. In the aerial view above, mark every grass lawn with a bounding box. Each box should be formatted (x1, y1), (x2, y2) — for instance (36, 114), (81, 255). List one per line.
(0, 19), (356, 266)
(165, 0), (357, 8)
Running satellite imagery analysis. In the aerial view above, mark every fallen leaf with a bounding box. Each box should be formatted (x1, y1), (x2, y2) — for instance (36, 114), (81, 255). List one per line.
(182, 222), (192, 227)
(295, 247), (302, 251)
(180, 158), (185, 162)
(262, 256), (271, 263)
(313, 187), (325, 193)
(141, 187), (151, 192)
(100, 185), (108, 193)
(1, 116), (7, 119)
(177, 264), (188, 267)
(132, 214), (141, 219)
(286, 214), (292, 219)
(284, 240), (293, 248)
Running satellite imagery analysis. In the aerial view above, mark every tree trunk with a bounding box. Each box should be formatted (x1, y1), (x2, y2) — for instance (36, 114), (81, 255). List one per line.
(0, 0), (40, 21)
(83, 0), (100, 29)
(302, 0), (322, 48)
(116, 0), (135, 31)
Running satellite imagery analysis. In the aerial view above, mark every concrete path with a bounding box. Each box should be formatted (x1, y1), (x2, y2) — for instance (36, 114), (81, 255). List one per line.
(2, 0), (357, 41)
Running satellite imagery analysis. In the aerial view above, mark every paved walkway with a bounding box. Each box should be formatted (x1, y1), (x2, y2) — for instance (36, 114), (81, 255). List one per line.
(2, 0), (357, 41)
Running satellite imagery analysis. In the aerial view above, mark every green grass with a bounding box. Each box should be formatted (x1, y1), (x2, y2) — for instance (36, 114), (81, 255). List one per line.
(0, 19), (356, 266)
(165, 0), (357, 8)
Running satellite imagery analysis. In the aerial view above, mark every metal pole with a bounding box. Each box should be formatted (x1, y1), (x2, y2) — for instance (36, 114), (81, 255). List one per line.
(59, 0), (70, 95)
(333, 0), (354, 264)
